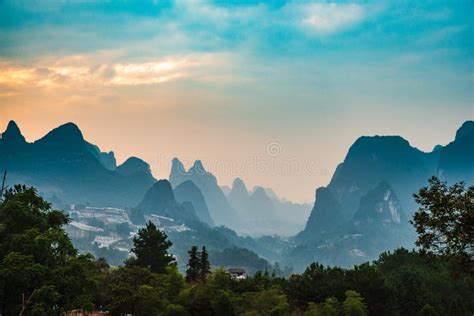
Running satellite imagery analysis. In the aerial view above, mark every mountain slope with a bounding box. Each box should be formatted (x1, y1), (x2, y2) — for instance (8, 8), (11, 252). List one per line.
(174, 180), (215, 226)
(438, 121), (474, 184)
(299, 135), (436, 242)
(227, 178), (250, 216)
(137, 179), (198, 223)
(352, 182), (405, 226)
(169, 158), (239, 229)
(226, 177), (311, 235)
(0, 121), (155, 207)
(86, 142), (116, 170)
(292, 121), (473, 269)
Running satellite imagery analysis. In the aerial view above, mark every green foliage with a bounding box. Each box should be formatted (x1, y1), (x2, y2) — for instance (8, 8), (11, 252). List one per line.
(412, 176), (474, 270)
(130, 221), (175, 273)
(304, 297), (340, 316)
(345, 262), (396, 315)
(1, 182), (473, 315)
(185, 245), (211, 283)
(212, 290), (235, 315)
(200, 246), (211, 281)
(92, 243), (128, 266)
(178, 285), (214, 315)
(419, 304), (438, 316)
(285, 263), (347, 306)
(376, 248), (474, 315)
(134, 285), (167, 316)
(102, 265), (158, 314)
(210, 246), (274, 275)
(165, 265), (186, 300)
(342, 290), (367, 316)
(209, 267), (234, 291)
(101, 264), (185, 315)
(165, 303), (189, 316)
(320, 297), (340, 316)
(0, 185), (96, 315)
(241, 289), (290, 316)
(186, 246), (200, 282)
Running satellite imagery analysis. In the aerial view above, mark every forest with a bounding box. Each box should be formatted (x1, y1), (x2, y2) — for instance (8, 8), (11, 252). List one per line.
(0, 177), (472, 316)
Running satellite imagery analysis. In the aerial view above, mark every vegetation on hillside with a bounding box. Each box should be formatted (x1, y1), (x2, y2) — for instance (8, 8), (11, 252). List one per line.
(0, 178), (472, 315)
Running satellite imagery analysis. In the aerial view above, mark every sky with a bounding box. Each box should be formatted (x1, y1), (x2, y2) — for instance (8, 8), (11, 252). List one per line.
(0, 0), (473, 202)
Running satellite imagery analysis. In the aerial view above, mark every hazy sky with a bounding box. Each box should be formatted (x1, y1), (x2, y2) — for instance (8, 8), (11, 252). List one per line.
(0, 0), (473, 202)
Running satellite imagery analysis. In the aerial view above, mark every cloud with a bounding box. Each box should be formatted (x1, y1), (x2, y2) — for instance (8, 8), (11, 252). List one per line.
(296, 3), (367, 35)
(0, 53), (238, 89)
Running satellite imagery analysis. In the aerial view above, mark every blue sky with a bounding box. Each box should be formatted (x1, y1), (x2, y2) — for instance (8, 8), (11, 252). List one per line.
(1, 1), (472, 59)
(0, 0), (473, 201)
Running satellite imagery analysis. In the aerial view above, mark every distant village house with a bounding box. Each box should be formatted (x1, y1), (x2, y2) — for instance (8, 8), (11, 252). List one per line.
(227, 268), (247, 280)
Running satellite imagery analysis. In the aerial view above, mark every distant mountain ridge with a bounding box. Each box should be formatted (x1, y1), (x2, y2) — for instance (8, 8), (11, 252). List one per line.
(137, 179), (199, 224)
(169, 158), (240, 229)
(174, 180), (215, 226)
(86, 142), (116, 171)
(226, 177), (311, 235)
(438, 121), (474, 184)
(227, 178), (276, 221)
(0, 121), (156, 207)
(290, 120), (473, 269)
(2, 119), (472, 270)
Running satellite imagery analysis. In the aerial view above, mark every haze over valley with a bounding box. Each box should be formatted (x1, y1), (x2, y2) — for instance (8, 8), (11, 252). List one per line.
(1, 1), (473, 314)
(1, 119), (472, 271)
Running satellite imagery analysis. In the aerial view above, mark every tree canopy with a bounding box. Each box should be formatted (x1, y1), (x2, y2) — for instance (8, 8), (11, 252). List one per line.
(412, 176), (473, 270)
(0, 185), (97, 315)
(0, 179), (473, 315)
(130, 221), (175, 273)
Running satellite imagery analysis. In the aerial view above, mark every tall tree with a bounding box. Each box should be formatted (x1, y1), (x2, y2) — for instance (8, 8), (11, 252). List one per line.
(0, 185), (95, 315)
(412, 176), (474, 269)
(186, 246), (201, 282)
(131, 221), (174, 274)
(200, 246), (211, 281)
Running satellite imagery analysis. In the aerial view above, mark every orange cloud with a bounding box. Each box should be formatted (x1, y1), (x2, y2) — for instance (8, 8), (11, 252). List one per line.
(0, 53), (236, 91)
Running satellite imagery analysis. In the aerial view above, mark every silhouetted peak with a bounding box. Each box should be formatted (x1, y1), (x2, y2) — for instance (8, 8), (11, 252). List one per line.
(37, 122), (84, 146)
(1, 120), (26, 144)
(85, 141), (117, 170)
(352, 135), (409, 150)
(5, 120), (20, 134)
(190, 160), (207, 175)
(152, 179), (175, 202)
(455, 121), (474, 141)
(345, 135), (413, 161)
(251, 186), (267, 198)
(262, 187), (280, 201)
(174, 180), (215, 226)
(137, 179), (176, 213)
(56, 122), (83, 137)
(171, 157), (186, 173)
(154, 179), (174, 193)
(117, 156), (151, 176)
(232, 177), (248, 193)
(193, 159), (204, 169)
(145, 179), (175, 202)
